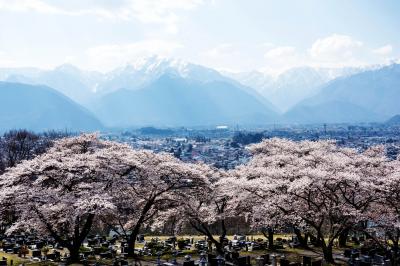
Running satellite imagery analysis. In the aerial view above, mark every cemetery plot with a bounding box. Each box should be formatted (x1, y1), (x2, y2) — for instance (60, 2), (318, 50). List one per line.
(0, 135), (399, 265)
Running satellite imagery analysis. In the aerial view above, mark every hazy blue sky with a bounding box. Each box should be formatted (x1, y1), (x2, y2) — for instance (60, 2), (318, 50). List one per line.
(0, 0), (399, 73)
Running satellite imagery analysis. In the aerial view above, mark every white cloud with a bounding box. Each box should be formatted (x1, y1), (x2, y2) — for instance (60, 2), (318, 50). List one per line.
(260, 42), (275, 49)
(264, 46), (296, 59)
(0, 0), (61, 13)
(373, 44), (393, 56)
(258, 35), (389, 74)
(309, 34), (363, 61)
(128, 0), (203, 22)
(197, 43), (249, 72)
(114, 0), (205, 34)
(0, 0), (205, 34)
(0, 50), (18, 68)
(84, 40), (183, 71)
(261, 46), (304, 74)
(203, 43), (235, 57)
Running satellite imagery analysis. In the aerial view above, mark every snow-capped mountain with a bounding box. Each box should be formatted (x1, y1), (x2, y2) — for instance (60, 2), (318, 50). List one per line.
(97, 56), (229, 95)
(0, 56), (366, 110)
(224, 66), (363, 111)
(284, 63), (400, 123)
(1, 57), (398, 127)
(92, 73), (279, 127)
(0, 56), (276, 111)
(0, 56), (242, 103)
(0, 57), (279, 128)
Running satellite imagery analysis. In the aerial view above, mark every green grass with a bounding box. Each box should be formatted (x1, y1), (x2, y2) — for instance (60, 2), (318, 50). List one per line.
(0, 251), (31, 265)
(27, 263), (57, 266)
(0, 234), (355, 265)
(139, 233), (292, 244)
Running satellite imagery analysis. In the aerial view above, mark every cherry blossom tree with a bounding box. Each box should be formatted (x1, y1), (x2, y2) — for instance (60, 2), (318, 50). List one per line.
(369, 157), (400, 256)
(103, 152), (211, 257)
(1, 131), (396, 264)
(223, 177), (301, 250)
(229, 138), (388, 263)
(0, 134), (139, 263)
(158, 170), (231, 255)
(224, 163), (298, 250)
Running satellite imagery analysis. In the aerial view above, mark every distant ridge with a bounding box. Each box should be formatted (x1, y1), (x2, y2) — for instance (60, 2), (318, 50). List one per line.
(284, 64), (400, 123)
(0, 82), (102, 132)
(386, 114), (400, 124)
(91, 73), (279, 127)
(1, 60), (400, 126)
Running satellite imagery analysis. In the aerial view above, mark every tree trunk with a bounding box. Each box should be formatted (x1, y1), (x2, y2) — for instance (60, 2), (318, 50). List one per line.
(127, 198), (155, 258)
(321, 242), (335, 263)
(304, 233), (309, 247)
(338, 228), (350, 248)
(67, 244), (81, 264)
(393, 237), (399, 256)
(214, 240), (224, 255)
(216, 219), (227, 255)
(294, 227), (309, 249)
(388, 229), (400, 266)
(67, 214), (95, 264)
(309, 234), (322, 247)
(268, 227), (274, 250)
(127, 224), (141, 258)
(190, 220), (225, 255)
(393, 240), (399, 266)
(202, 230), (223, 255)
(205, 229), (224, 255)
(394, 229), (399, 254)
(262, 227), (274, 250)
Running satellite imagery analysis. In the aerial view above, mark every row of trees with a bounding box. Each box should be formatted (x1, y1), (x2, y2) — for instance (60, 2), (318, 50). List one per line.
(0, 134), (399, 264)
(226, 139), (400, 263)
(0, 134), (214, 262)
(0, 129), (68, 174)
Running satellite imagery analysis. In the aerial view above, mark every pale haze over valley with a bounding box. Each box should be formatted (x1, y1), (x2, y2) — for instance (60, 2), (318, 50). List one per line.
(0, 0), (400, 131)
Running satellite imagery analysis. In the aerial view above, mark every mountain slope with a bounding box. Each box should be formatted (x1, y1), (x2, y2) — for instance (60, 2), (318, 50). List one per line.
(284, 101), (383, 124)
(100, 57), (278, 114)
(0, 82), (102, 132)
(4, 64), (102, 104)
(99, 56), (227, 94)
(386, 114), (400, 124)
(284, 64), (400, 123)
(225, 66), (363, 111)
(91, 74), (278, 127)
(1, 57), (271, 110)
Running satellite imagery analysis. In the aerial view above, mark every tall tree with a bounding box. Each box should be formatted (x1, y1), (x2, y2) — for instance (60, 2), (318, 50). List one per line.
(369, 157), (400, 261)
(0, 134), (135, 263)
(104, 151), (211, 258)
(230, 138), (387, 263)
(164, 171), (231, 255)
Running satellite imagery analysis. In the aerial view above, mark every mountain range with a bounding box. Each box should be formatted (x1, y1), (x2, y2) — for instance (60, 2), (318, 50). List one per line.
(224, 66), (364, 112)
(284, 64), (400, 123)
(387, 115), (400, 125)
(0, 56), (399, 131)
(0, 82), (102, 133)
(92, 74), (278, 127)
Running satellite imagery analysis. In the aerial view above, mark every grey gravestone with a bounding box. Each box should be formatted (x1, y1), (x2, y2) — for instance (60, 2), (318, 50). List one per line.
(302, 256), (312, 266)
(280, 258), (290, 266)
(255, 257), (264, 266)
(311, 260), (322, 266)
(183, 261), (195, 266)
(31, 249), (41, 258)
